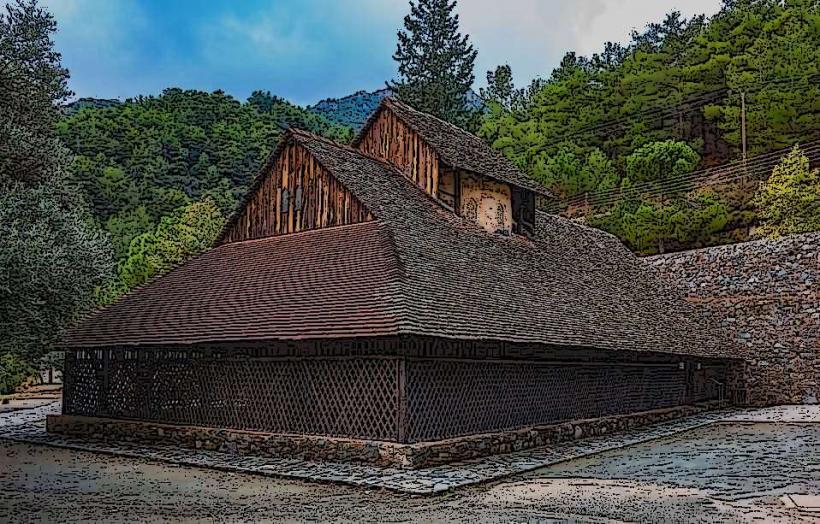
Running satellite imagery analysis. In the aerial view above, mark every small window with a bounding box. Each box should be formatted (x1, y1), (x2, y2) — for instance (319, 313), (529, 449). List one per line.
(512, 187), (535, 237)
(281, 188), (290, 213)
(464, 198), (478, 222)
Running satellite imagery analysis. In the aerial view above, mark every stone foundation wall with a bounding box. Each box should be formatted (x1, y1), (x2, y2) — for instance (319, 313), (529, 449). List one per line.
(647, 233), (819, 405)
(47, 402), (723, 469)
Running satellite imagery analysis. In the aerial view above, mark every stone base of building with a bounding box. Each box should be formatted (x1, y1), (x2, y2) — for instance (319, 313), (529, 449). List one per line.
(47, 401), (725, 469)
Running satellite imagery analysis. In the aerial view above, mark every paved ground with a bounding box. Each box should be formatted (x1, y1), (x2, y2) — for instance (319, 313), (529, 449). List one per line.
(6, 401), (819, 494)
(526, 422), (820, 501)
(1, 438), (816, 523)
(1, 400), (819, 522)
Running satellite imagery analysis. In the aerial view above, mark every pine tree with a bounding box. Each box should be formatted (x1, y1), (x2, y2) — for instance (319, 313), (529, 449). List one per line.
(389, 0), (478, 129)
(0, 0), (71, 186)
(0, 0), (113, 366)
(753, 145), (820, 238)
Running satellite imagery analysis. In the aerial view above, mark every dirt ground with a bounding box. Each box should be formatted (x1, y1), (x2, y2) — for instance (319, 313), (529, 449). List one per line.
(0, 434), (813, 523)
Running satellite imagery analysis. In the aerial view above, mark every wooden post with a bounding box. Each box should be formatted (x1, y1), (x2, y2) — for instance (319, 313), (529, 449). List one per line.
(101, 349), (110, 416)
(740, 92), (747, 162)
(396, 357), (408, 443)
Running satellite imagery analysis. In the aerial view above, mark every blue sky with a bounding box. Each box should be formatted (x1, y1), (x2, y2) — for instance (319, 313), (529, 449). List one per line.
(41, 0), (721, 107)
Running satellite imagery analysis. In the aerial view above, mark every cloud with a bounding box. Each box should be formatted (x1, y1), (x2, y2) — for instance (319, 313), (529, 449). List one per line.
(42, 0), (145, 45)
(39, 0), (148, 98)
(447, 0), (722, 85)
(201, 7), (321, 63)
(36, 0), (725, 104)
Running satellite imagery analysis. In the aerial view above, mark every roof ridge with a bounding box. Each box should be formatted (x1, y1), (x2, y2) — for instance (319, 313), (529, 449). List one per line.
(289, 127), (407, 174)
(353, 97), (552, 197)
(385, 97), (529, 171)
(217, 128), (402, 246)
(215, 220), (385, 247)
(384, 97), (476, 139)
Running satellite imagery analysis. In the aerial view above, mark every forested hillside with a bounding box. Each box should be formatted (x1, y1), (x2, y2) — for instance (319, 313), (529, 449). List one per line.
(58, 89), (352, 263)
(63, 97), (121, 116)
(480, 0), (820, 253)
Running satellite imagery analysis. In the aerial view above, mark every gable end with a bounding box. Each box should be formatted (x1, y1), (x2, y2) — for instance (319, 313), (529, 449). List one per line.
(356, 105), (442, 199)
(220, 139), (373, 244)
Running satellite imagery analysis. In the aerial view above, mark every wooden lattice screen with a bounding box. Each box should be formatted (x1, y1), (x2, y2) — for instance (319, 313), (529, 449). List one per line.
(404, 359), (722, 442)
(64, 350), (401, 441)
(63, 349), (727, 443)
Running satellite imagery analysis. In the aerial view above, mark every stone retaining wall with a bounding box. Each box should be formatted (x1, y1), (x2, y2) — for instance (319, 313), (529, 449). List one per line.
(47, 402), (723, 469)
(647, 233), (819, 405)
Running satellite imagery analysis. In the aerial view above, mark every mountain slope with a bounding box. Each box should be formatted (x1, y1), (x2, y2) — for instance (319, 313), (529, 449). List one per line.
(309, 88), (484, 129)
(63, 97), (121, 116)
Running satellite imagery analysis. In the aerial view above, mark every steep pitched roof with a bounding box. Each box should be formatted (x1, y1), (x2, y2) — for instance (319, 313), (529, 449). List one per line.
(63, 128), (740, 360)
(64, 221), (405, 346)
(294, 130), (735, 359)
(353, 97), (551, 197)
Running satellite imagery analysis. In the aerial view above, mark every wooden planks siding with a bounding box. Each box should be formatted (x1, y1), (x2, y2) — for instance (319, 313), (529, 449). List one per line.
(357, 107), (440, 199)
(221, 142), (373, 243)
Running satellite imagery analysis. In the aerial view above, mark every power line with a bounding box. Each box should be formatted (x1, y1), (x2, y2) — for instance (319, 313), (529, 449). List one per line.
(562, 143), (820, 209)
(529, 73), (820, 151)
(580, 143), (820, 208)
(533, 89), (728, 149)
(545, 138), (820, 211)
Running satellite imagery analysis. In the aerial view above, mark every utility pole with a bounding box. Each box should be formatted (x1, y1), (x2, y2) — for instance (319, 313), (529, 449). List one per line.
(740, 92), (748, 182)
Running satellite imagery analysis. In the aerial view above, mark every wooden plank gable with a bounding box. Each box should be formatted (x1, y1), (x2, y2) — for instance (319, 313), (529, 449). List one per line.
(221, 141), (373, 244)
(357, 106), (440, 200)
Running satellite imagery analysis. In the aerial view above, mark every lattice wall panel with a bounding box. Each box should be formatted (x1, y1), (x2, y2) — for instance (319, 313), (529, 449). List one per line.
(63, 350), (105, 415)
(405, 360), (702, 442)
(64, 349), (727, 444)
(65, 351), (400, 441)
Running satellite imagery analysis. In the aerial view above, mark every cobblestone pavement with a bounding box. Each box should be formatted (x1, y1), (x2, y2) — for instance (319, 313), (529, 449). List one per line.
(1, 401), (818, 495)
(1, 436), (815, 522)
(523, 422), (820, 501)
(2, 402), (819, 522)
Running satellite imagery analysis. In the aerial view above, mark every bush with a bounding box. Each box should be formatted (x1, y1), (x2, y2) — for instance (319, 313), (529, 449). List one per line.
(0, 353), (33, 395)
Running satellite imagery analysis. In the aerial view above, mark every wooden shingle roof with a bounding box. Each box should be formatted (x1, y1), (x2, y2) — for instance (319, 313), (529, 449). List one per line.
(64, 220), (405, 346)
(63, 129), (739, 360)
(354, 97), (552, 196)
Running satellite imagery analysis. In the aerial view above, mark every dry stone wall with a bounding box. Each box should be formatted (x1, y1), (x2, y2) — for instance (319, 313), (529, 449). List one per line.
(647, 233), (819, 405)
(46, 402), (724, 469)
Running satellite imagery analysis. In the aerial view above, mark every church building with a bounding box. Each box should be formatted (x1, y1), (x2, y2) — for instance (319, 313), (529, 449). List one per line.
(52, 98), (742, 467)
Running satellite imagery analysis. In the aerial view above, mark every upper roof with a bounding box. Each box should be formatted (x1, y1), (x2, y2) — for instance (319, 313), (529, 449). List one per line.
(354, 97), (551, 196)
(63, 128), (738, 360)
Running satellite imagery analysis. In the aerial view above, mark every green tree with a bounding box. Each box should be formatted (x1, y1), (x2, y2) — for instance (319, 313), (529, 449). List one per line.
(0, 0), (70, 186)
(0, 0), (113, 372)
(479, 64), (545, 115)
(721, 0), (820, 154)
(105, 198), (225, 300)
(105, 206), (154, 260)
(592, 191), (728, 254)
(625, 140), (700, 185)
(0, 352), (33, 395)
(480, 65), (515, 109)
(753, 145), (820, 238)
(0, 183), (113, 361)
(586, 149), (620, 191)
(389, 0), (478, 129)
